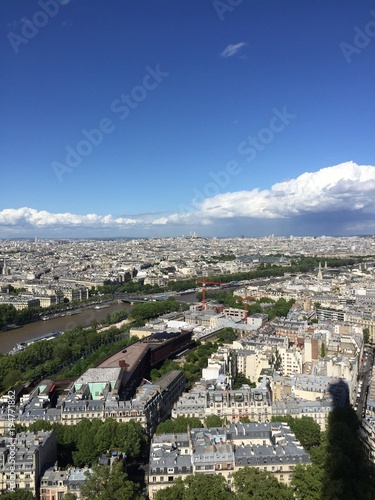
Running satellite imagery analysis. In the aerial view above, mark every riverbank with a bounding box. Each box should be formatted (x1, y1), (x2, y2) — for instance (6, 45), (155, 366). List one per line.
(0, 301), (131, 354)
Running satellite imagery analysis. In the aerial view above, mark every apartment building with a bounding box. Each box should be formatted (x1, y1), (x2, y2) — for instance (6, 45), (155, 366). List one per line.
(272, 396), (332, 431)
(172, 382), (272, 424)
(0, 431), (56, 496)
(148, 422), (310, 499)
(0, 371), (186, 435)
(39, 466), (91, 500)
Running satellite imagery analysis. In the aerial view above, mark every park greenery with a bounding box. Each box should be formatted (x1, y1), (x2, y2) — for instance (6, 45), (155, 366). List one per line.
(197, 290), (296, 320)
(0, 320), (137, 393)
(18, 418), (147, 469)
(216, 327), (238, 344)
(128, 297), (188, 323)
(0, 492), (36, 500)
(80, 462), (143, 500)
(232, 372), (256, 389)
(0, 297), (188, 394)
(150, 341), (220, 387)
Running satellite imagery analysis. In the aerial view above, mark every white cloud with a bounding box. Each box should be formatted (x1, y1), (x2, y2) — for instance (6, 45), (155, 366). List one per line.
(1, 162), (374, 236)
(220, 42), (246, 58)
(0, 208), (141, 229)
(193, 161), (375, 219)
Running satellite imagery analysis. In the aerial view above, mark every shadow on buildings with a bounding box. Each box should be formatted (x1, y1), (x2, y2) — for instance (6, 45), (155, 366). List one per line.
(321, 380), (375, 499)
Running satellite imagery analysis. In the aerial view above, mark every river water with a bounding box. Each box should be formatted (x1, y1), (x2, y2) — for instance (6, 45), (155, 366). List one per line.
(0, 302), (131, 354)
(0, 291), (206, 354)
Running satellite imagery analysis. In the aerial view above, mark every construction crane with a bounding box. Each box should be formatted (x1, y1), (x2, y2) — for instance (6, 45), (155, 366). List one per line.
(196, 277), (223, 310)
(235, 289), (256, 324)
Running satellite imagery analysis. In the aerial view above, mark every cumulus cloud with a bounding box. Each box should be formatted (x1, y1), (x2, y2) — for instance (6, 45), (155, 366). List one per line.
(1, 162), (374, 236)
(0, 208), (141, 229)
(192, 161), (375, 219)
(220, 42), (246, 58)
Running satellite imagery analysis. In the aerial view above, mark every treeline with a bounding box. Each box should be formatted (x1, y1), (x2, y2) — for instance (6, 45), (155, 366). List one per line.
(17, 418), (147, 468)
(0, 298), (186, 394)
(0, 323), (137, 393)
(99, 256), (362, 298)
(129, 297), (188, 323)
(198, 290), (295, 319)
(154, 468), (293, 500)
(0, 295), (113, 330)
(150, 341), (219, 387)
(0, 304), (38, 329)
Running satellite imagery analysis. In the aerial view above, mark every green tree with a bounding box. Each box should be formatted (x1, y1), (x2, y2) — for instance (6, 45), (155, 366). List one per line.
(291, 416), (321, 450)
(292, 464), (324, 500)
(239, 417), (253, 423)
(73, 419), (103, 466)
(271, 416), (320, 451)
(0, 492), (36, 500)
(93, 418), (118, 455)
(156, 417), (203, 434)
(204, 415), (223, 427)
(115, 420), (147, 461)
(62, 494), (78, 500)
(2, 369), (23, 390)
(322, 407), (375, 499)
(232, 466), (293, 499)
(154, 478), (186, 500)
(216, 328), (237, 344)
(233, 372), (256, 389)
(320, 342), (326, 358)
(363, 328), (370, 344)
(155, 473), (236, 500)
(80, 462), (142, 500)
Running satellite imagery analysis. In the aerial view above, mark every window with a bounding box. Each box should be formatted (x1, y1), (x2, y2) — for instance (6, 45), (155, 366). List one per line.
(168, 476), (174, 482)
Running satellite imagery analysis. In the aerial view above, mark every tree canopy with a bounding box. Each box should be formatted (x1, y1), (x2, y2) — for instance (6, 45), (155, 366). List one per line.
(156, 416), (203, 434)
(233, 467), (293, 499)
(155, 474), (236, 500)
(25, 418), (147, 468)
(80, 462), (142, 500)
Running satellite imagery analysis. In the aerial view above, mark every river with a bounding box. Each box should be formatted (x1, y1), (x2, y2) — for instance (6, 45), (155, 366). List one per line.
(0, 302), (131, 354)
(0, 289), (232, 354)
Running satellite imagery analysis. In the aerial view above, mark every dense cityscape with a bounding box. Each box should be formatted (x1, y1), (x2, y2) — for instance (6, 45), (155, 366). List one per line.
(0, 235), (375, 498)
(2, 0), (374, 498)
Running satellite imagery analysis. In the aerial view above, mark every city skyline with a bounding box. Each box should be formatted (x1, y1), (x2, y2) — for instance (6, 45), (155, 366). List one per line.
(2, 1), (375, 237)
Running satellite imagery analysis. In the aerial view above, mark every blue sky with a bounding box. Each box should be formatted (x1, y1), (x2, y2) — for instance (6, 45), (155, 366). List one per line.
(1, 0), (375, 237)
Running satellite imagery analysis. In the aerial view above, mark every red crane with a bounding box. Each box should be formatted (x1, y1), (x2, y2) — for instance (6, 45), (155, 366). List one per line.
(196, 277), (223, 310)
(235, 289), (256, 324)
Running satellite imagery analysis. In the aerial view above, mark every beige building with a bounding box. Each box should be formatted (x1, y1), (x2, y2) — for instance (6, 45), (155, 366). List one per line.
(148, 422), (310, 499)
(0, 431), (56, 496)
